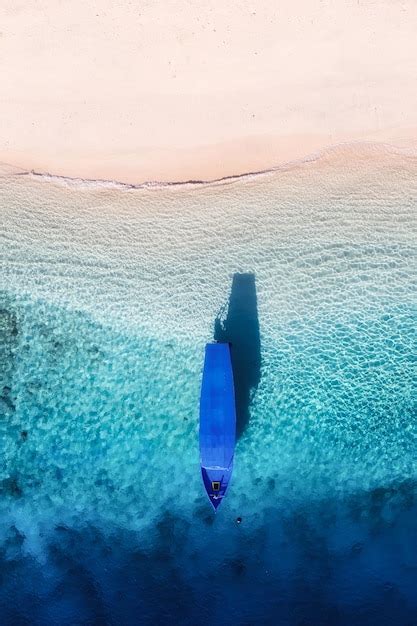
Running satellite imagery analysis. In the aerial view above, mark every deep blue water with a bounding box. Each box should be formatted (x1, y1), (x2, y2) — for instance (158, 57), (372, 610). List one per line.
(1, 157), (416, 624)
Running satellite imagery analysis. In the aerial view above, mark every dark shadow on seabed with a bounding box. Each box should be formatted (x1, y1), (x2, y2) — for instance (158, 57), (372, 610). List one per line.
(214, 273), (261, 438)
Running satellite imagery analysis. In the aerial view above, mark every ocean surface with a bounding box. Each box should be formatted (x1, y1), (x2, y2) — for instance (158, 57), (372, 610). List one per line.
(0, 146), (416, 625)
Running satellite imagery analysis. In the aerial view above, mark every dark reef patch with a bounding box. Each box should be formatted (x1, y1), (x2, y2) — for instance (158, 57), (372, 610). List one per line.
(0, 299), (18, 419)
(1, 491), (417, 624)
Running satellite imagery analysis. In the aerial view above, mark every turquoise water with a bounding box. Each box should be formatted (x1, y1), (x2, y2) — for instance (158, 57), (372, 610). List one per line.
(0, 151), (416, 623)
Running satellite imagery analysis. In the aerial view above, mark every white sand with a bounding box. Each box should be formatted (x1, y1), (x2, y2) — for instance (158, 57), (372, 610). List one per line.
(0, 0), (416, 183)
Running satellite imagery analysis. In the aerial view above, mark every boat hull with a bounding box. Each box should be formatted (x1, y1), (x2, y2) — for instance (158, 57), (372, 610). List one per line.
(199, 342), (236, 510)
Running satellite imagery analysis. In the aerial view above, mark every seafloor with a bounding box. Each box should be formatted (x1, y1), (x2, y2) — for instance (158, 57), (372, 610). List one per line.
(0, 146), (416, 625)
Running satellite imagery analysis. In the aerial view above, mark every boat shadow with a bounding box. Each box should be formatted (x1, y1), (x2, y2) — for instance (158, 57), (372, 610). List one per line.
(214, 273), (261, 439)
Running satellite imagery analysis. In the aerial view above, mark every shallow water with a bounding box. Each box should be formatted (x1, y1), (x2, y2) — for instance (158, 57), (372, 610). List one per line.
(1, 148), (416, 624)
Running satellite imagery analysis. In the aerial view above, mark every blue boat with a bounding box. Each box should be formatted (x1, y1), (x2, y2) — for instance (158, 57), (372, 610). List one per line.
(199, 342), (236, 510)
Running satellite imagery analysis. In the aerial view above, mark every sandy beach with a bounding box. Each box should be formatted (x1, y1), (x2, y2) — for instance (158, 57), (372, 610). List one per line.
(1, 0), (417, 183)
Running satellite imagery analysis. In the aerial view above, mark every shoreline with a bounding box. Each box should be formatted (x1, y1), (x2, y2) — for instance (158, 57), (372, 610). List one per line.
(3, 140), (417, 192)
